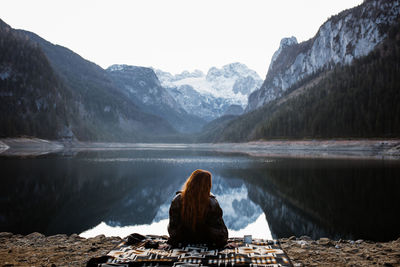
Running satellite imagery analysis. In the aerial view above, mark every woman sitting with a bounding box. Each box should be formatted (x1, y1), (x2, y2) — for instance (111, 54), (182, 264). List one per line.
(168, 169), (228, 248)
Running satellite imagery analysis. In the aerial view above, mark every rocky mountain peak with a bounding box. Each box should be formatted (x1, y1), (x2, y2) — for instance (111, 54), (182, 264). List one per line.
(107, 64), (162, 87)
(269, 36), (298, 71)
(155, 63), (263, 121)
(175, 69), (204, 80)
(280, 36), (298, 47)
(154, 69), (204, 83)
(247, 0), (400, 111)
(206, 62), (261, 82)
(108, 64), (153, 75)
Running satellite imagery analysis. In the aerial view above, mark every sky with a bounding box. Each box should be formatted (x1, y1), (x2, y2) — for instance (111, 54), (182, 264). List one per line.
(1, 0), (363, 77)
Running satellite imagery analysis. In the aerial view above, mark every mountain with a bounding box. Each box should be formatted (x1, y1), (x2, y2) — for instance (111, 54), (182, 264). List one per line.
(247, 0), (400, 111)
(201, 0), (400, 142)
(155, 63), (262, 121)
(0, 19), (77, 139)
(164, 84), (233, 122)
(205, 63), (262, 100)
(197, 115), (238, 142)
(1, 23), (178, 141)
(223, 104), (244, 116)
(106, 64), (205, 133)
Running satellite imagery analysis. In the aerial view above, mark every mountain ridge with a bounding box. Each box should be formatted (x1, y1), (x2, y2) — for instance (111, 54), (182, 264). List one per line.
(106, 64), (206, 133)
(22, 30), (179, 141)
(200, 16), (400, 142)
(1, 20), (178, 142)
(156, 63), (262, 121)
(247, 0), (400, 111)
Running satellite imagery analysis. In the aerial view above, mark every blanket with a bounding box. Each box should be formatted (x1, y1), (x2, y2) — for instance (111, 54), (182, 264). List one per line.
(87, 235), (292, 267)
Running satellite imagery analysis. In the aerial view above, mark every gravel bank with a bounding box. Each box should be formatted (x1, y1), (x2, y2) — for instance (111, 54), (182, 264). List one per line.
(1, 232), (399, 266)
(281, 236), (400, 266)
(0, 232), (121, 266)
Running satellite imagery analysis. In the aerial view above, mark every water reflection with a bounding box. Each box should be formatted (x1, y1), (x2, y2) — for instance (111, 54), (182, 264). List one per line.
(80, 214), (272, 239)
(93, 173), (270, 238)
(222, 158), (400, 241)
(0, 149), (269, 238)
(152, 176), (263, 231)
(1, 148), (399, 241)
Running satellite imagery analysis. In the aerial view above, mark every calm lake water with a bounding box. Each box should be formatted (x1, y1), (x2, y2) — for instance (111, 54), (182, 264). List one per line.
(1, 147), (399, 241)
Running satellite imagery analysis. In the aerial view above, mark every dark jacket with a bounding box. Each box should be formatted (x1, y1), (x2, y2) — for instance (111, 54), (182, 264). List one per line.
(168, 191), (228, 248)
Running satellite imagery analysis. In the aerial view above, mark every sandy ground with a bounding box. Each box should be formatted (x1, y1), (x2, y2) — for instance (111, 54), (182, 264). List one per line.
(1, 232), (399, 266)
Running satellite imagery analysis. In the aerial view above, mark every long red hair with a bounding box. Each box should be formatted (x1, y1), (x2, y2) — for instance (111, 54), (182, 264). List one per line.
(181, 169), (212, 231)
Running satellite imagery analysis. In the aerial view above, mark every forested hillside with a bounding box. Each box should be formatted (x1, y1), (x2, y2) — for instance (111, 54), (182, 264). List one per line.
(0, 19), (77, 139)
(200, 21), (400, 142)
(20, 30), (176, 141)
(1, 19), (178, 142)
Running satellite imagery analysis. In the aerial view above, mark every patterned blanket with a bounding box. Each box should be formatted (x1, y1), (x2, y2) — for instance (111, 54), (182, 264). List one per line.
(87, 235), (292, 267)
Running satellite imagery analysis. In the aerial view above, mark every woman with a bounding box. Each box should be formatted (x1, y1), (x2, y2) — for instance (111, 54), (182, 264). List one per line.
(168, 169), (228, 248)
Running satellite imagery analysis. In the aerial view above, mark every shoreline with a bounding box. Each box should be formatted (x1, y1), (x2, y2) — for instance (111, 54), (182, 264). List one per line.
(1, 232), (399, 266)
(1, 137), (400, 159)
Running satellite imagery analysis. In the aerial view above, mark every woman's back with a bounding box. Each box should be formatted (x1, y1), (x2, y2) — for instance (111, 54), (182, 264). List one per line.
(168, 169), (228, 247)
(168, 191), (228, 247)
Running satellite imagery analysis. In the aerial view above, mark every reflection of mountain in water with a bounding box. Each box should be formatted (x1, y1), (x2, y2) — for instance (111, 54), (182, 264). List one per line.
(154, 175), (262, 231)
(0, 149), (264, 236)
(0, 151), (197, 235)
(246, 182), (335, 240)
(3, 149), (399, 241)
(223, 159), (400, 241)
(212, 176), (262, 230)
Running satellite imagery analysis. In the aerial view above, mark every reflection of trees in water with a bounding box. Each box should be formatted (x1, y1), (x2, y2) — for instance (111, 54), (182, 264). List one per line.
(0, 151), (193, 235)
(221, 158), (400, 241)
(246, 183), (334, 240)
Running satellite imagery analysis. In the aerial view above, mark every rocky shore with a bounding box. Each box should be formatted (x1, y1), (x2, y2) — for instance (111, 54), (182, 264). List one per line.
(0, 232), (122, 266)
(1, 232), (399, 266)
(280, 236), (400, 266)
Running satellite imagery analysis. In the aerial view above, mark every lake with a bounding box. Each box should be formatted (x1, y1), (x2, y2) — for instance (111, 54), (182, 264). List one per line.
(1, 146), (399, 241)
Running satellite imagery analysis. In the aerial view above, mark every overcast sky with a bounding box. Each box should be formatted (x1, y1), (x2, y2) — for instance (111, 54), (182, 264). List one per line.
(1, 0), (363, 77)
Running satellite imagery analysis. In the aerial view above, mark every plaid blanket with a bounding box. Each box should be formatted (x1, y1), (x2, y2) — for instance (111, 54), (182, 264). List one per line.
(87, 235), (292, 267)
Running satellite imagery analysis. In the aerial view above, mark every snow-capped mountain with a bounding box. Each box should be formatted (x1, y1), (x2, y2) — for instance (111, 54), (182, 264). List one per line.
(204, 63), (262, 100)
(247, 0), (400, 111)
(155, 63), (262, 121)
(165, 84), (233, 122)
